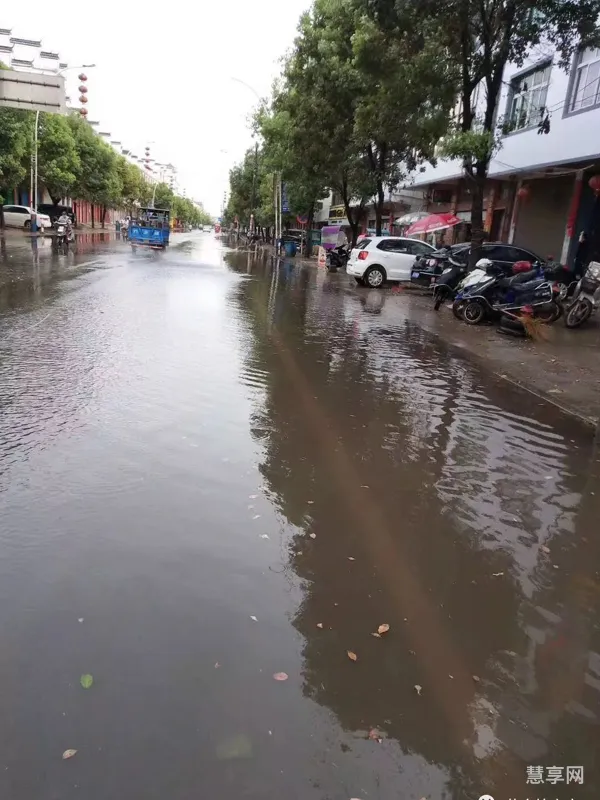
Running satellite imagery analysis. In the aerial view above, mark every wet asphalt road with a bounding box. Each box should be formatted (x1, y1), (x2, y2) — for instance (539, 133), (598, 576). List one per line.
(1, 232), (599, 800)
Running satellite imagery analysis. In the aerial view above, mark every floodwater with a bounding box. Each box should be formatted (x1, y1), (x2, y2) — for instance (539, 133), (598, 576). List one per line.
(1, 232), (599, 800)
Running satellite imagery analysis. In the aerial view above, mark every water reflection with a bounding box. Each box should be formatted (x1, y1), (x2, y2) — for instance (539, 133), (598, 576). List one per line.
(227, 247), (600, 798)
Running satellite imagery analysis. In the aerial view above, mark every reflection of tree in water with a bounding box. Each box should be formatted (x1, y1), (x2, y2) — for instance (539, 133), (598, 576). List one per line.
(227, 253), (600, 797)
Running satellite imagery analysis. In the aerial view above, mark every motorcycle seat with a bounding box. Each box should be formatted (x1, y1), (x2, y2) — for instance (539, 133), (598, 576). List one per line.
(511, 278), (548, 294)
(497, 270), (538, 288)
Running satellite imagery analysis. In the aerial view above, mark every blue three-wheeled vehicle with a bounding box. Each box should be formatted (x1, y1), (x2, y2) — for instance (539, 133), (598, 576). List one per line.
(129, 207), (170, 251)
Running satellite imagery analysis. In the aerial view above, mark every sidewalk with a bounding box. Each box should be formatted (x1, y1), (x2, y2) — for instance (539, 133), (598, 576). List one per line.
(371, 285), (600, 427)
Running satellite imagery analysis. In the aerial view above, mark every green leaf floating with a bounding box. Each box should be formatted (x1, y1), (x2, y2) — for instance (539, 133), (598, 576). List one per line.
(80, 674), (94, 689)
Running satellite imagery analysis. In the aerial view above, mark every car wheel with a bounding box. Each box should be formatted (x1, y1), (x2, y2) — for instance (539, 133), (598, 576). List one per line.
(354, 277), (365, 286)
(364, 266), (386, 288)
(24, 219), (31, 230)
(463, 299), (486, 325)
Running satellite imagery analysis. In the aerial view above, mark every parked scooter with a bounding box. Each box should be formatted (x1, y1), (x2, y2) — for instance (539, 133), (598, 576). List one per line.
(432, 259), (470, 310)
(326, 243), (350, 273)
(456, 259), (557, 325)
(564, 261), (600, 328)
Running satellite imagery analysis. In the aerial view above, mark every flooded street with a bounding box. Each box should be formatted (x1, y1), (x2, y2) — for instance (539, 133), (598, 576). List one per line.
(1, 232), (599, 799)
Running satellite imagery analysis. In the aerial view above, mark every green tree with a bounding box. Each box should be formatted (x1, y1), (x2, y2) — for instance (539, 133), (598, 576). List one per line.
(278, 0), (372, 245)
(352, 2), (457, 234)
(153, 182), (175, 210)
(389, 0), (600, 262)
(0, 108), (30, 228)
(117, 157), (146, 211)
(37, 112), (81, 205)
(67, 114), (122, 227)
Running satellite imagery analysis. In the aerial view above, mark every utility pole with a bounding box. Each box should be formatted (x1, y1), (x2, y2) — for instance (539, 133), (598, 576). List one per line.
(250, 141), (258, 234)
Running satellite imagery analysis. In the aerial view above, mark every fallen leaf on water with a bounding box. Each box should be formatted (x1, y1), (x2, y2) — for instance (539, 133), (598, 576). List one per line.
(347, 651), (358, 662)
(309, 533), (316, 539)
(260, 534), (269, 539)
(250, 616), (258, 622)
(214, 662), (220, 668)
(273, 672), (288, 681)
(80, 674), (93, 689)
(252, 515), (261, 520)
(377, 623), (390, 635)
(307, 500), (314, 504)
(492, 572), (504, 577)
(317, 623), (324, 629)
(540, 545), (550, 554)
(472, 675), (480, 683)
(371, 632), (381, 638)
(347, 557), (355, 561)
(368, 728), (382, 742)
(414, 684), (422, 696)
(77, 618), (84, 623)
(249, 494), (258, 499)
(62, 749), (77, 760)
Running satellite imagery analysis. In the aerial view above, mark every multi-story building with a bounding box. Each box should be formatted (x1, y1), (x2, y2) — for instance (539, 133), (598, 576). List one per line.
(410, 44), (600, 264)
(315, 187), (426, 232)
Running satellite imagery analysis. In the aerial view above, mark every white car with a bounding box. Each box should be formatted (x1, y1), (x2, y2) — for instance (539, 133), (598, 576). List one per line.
(2, 205), (51, 231)
(346, 236), (436, 288)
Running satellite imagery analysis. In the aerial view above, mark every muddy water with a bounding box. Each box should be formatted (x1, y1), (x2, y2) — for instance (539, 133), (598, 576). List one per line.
(0, 233), (598, 799)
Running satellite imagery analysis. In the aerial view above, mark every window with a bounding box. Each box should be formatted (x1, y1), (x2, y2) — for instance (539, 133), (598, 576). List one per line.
(356, 239), (371, 249)
(408, 241), (433, 256)
(569, 47), (600, 113)
(482, 245), (516, 262)
(377, 239), (409, 253)
(2, 206), (15, 213)
(508, 63), (551, 131)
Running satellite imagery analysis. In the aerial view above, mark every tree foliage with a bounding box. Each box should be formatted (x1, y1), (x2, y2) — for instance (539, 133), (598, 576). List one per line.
(37, 113), (81, 204)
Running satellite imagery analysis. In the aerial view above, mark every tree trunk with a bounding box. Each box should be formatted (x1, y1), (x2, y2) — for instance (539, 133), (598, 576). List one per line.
(375, 179), (385, 236)
(305, 201), (315, 257)
(469, 163), (487, 267)
(91, 205), (95, 228)
(0, 205), (5, 231)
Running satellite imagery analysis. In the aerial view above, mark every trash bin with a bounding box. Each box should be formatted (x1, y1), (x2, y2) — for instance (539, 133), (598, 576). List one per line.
(284, 240), (297, 258)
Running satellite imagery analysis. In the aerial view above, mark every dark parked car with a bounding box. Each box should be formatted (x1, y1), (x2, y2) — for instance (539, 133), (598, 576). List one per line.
(410, 241), (544, 287)
(37, 204), (77, 227)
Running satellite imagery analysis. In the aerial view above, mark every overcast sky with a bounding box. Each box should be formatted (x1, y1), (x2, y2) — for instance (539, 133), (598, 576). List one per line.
(4, 1), (311, 215)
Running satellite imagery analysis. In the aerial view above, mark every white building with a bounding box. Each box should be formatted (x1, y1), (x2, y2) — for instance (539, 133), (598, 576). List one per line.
(410, 44), (600, 264)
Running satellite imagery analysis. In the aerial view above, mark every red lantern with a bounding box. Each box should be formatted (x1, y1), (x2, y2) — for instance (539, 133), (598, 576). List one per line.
(79, 95), (88, 104)
(588, 175), (600, 195)
(517, 185), (530, 200)
(79, 107), (88, 116)
(78, 73), (87, 82)
(78, 85), (88, 93)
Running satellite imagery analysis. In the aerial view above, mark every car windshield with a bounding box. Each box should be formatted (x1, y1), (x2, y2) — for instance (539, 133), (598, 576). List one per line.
(355, 239), (371, 249)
